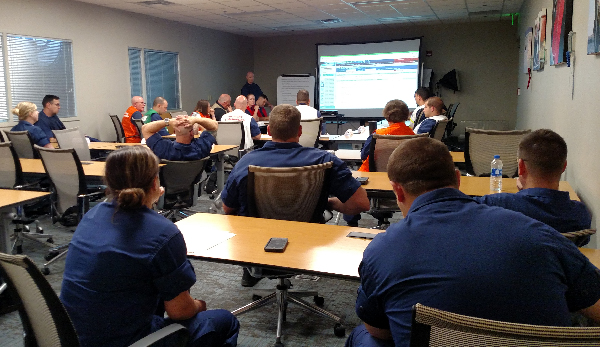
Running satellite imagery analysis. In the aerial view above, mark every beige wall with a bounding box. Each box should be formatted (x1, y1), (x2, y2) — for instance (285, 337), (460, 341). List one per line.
(0, 0), (252, 141)
(253, 21), (520, 136)
(518, 1), (600, 248)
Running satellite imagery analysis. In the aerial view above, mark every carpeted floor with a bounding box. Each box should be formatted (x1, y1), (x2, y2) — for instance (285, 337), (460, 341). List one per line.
(0, 191), (403, 347)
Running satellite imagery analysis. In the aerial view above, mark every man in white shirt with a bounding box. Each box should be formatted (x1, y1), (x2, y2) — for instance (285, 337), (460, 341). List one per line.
(409, 87), (432, 129)
(414, 96), (447, 135)
(295, 89), (325, 134)
(221, 95), (261, 149)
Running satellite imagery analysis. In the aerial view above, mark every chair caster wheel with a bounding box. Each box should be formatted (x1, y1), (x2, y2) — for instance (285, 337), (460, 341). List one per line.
(16, 245), (22, 254)
(314, 295), (325, 306)
(42, 267), (50, 275)
(45, 250), (59, 261)
(334, 323), (345, 337)
(275, 343), (284, 347)
(47, 238), (54, 244)
(252, 294), (262, 301)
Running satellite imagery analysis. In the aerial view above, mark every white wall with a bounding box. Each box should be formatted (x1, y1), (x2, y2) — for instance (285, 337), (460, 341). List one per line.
(518, 0), (600, 248)
(0, 0), (253, 141)
(252, 20), (520, 136)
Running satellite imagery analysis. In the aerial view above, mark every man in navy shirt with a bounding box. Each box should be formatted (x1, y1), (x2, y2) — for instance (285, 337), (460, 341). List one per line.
(241, 71), (272, 108)
(34, 94), (65, 142)
(413, 96), (447, 135)
(346, 137), (600, 347)
(474, 129), (591, 245)
(221, 104), (370, 286)
(143, 115), (218, 161)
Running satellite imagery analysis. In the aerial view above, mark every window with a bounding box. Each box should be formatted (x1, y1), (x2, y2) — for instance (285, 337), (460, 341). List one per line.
(128, 48), (180, 110)
(0, 34), (76, 122)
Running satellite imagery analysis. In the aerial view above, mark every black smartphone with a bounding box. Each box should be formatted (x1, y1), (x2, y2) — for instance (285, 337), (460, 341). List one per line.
(264, 237), (289, 253)
(356, 177), (369, 185)
(347, 231), (376, 240)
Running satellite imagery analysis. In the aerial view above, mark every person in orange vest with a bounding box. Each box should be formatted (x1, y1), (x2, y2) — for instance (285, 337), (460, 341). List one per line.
(122, 96), (145, 143)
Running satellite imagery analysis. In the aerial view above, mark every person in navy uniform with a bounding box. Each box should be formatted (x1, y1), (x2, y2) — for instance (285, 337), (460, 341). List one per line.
(33, 94), (65, 142)
(10, 101), (53, 149)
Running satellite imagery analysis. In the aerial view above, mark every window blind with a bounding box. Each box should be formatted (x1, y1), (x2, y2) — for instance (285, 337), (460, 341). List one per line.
(6, 35), (76, 121)
(128, 48), (142, 99)
(144, 49), (180, 109)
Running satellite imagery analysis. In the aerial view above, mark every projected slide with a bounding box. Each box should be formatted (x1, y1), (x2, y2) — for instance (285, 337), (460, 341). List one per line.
(317, 39), (421, 118)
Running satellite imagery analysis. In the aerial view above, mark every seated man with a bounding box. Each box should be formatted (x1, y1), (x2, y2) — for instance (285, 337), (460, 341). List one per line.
(142, 97), (170, 137)
(34, 94), (65, 142)
(474, 129), (591, 245)
(413, 96), (447, 135)
(212, 94), (232, 121)
(408, 87), (431, 129)
(221, 95), (261, 150)
(221, 104), (370, 286)
(346, 137), (600, 347)
(122, 96), (145, 143)
(295, 89), (326, 134)
(143, 115), (218, 161)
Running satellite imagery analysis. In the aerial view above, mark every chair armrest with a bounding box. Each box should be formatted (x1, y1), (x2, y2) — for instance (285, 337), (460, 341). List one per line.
(128, 323), (189, 347)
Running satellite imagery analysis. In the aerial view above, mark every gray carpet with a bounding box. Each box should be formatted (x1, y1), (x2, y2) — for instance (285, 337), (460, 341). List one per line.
(0, 192), (403, 347)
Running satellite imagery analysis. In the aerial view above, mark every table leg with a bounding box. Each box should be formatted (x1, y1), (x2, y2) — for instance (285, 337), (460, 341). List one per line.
(1, 211), (15, 254)
(216, 153), (225, 193)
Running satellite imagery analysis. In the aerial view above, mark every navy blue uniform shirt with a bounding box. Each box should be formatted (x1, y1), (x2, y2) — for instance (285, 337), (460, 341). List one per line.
(11, 120), (50, 147)
(34, 110), (66, 139)
(146, 131), (216, 161)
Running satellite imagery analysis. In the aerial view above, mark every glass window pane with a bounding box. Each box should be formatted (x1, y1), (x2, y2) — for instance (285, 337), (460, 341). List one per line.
(128, 48), (142, 99)
(7, 35), (76, 121)
(144, 49), (180, 109)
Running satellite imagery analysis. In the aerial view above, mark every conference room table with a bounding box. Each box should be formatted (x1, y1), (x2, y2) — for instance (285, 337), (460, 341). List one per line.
(86, 142), (238, 191)
(352, 171), (580, 200)
(258, 134), (331, 142)
(333, 149), (465, 163)
(0, 189), (50, 253)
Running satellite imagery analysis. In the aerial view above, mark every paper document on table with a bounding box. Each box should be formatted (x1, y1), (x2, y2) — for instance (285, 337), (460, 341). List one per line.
(183, 229), (236, 255)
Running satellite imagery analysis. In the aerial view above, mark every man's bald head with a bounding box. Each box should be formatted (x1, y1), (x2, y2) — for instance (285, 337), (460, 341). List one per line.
(131, 96), (145, 112)
(234, 95), (248, 110)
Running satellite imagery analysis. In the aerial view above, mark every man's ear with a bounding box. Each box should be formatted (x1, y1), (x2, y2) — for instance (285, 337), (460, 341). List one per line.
(390, 181), (406, 203)
(518, 158), (527, 177)
(561, 160), (567, 173)
(267, 125), (271, 136)
(298, 124), (303, 137)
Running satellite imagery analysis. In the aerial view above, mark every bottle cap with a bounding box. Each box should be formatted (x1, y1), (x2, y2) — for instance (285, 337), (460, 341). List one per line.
(493, 155), (500, 159)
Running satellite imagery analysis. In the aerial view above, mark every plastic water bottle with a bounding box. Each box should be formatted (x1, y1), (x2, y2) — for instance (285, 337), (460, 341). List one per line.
(490, 155), (503, 192)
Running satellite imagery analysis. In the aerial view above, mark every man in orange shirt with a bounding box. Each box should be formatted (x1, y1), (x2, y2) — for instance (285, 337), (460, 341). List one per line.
(122, 96), (145, 143)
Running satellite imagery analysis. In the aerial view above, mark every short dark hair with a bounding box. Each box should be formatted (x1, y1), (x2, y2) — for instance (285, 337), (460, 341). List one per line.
(296, 89), (309, 102)
(269, 104), (301, 141)
(387, 137), (457, 195)
(383, 99), (410, 123)
(414, 88), (432, 101)
(42, 95), (59, 108)
(425, 96), (444, 114)
(104, 146), (159, 210)
(153, 97), (166, 108)
(517, 129), (567, 180)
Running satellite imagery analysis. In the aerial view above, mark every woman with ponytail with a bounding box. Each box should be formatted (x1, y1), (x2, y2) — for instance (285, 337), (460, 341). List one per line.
(10, 101), (53, 148)
(60, 146), (239, 347)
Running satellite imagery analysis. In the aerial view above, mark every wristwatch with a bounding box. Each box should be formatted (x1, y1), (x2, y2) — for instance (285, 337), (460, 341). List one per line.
(164, 118), (170, 126)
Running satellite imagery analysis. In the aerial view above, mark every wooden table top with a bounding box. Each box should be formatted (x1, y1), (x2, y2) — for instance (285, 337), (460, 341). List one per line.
(580, 248), (600, 269)
(258, 135), (331, 142)
(177, 213), (380, 279)
(334, 150), (464, 163)
(20, 159), (107, 176)
(0, 189), (50, 209)
(88, 142), (237, 155)
(352, 171), (580, 200)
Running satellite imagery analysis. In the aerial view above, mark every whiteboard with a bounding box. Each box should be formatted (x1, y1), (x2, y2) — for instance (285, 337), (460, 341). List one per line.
(276, 75), (315, 106)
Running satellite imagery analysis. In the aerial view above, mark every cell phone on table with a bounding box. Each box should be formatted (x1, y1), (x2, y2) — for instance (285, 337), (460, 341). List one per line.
(356, 177), (369, 185)
(264, 237), (288, 253)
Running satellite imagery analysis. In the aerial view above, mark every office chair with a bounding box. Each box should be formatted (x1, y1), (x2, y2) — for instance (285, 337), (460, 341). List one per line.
(0, 129), (6, 142)
(234, 162), (345, 347)
(35, 145), (105, 275)
(0, 253), (189, 347)
(429, 119), (449, 141)
(157, 158), (208, 222)
(216, 121), (246, 159)
(443, 103), (461, 150)
(368, 134), (428, 228)
(52, 127), (92, 161)
(133, 119), (144, 139)
(298, 118), (322, 148)
(5, 131), (38, 159)
(0, 142), (53, 254)
(109, 114), (125, 143)
(409, 303), (600, 347)
(464, 128), (531, 177)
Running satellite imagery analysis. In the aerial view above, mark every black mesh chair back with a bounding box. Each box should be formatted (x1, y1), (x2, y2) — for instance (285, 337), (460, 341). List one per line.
(430, 120), (449, 141)
(0, 129), (6, 142)
(0, 253), (80, 346)
(369, 134), (428, 172)
(159, 158), (208, 210)
(6, 131), (37, 159)
(464, 128), (531, 177)
(410, 303), (600, 347)
(298, 118), (322, 148)
(216, 121), (244, 156)
(109, 114), (125, 143)
(247, 162), (333, 223)
(133, 119), (144, 139)
(0, 142), (24, 188)
(52, 127), (91, 161)
(35, 146), (87, 216)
